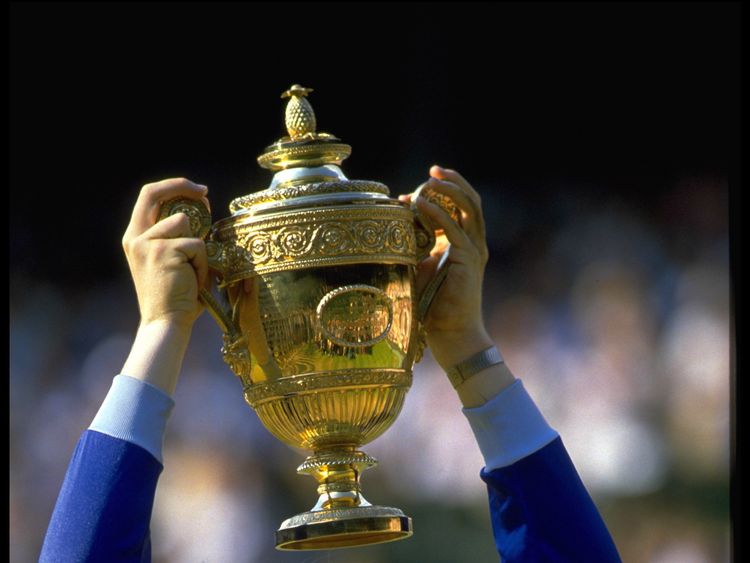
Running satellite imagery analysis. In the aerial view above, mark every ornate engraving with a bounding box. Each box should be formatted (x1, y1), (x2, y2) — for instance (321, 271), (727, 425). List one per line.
(257, 142), (353, 171)
(212, 206), (420, 281)
(357, 220), (386, 249)
(230, 180), (390, 212)
(244, 369), (411, 406)
(158, 197), (212, 239)
(247, 232), (272, 264)
(316, 285), (394, 348)
(319, 222), (355, 254)
(276, 226), (313, 257)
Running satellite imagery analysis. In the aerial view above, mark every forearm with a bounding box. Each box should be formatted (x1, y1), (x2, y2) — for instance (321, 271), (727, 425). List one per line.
(121, 320), (192, 397)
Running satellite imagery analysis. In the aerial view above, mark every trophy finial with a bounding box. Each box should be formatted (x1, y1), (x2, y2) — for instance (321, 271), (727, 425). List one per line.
(258, 85), (352, 171)
(282, 84), (317, 140)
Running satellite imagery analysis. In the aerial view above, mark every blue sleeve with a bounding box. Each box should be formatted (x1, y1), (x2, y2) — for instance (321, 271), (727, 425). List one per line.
(462, 380), (621, 561)
(39, 430), (162, 563)
(481, 437), (622, 562)
(40, 375), (175, 562)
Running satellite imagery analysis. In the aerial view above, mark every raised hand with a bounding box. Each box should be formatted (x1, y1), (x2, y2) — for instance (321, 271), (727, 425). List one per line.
(120, 178), (211, 394)
(402, 166), (494, 371)
(122, 178), (211, 330)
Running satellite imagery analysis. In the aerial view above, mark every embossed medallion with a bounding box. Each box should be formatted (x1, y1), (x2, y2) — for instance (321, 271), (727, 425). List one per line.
(316, 285), (394, 348)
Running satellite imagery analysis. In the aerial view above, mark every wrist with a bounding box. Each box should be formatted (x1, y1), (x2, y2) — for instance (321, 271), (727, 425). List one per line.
(138, 318), (194, 341)
(446, 345), (503, 388)
(427, 326), (494, 371)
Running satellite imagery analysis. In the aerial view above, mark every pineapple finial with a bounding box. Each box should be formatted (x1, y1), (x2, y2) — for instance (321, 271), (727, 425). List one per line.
(282, 84), (316, 140)
(257, 84), (351, 171)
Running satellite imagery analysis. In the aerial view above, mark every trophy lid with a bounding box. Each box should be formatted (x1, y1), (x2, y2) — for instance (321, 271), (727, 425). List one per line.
(230, 85), (391, 214)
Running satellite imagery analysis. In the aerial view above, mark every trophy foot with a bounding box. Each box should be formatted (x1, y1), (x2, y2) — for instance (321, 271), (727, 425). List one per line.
(275, 448), (413, 550)
(275, 504), (412, 550)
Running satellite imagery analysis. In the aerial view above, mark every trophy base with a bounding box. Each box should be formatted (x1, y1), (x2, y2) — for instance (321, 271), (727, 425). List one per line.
(275, 505), (413, 550)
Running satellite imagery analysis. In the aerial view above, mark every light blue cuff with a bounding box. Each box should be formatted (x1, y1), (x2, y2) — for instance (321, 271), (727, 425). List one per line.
(462, 379), (559, 470)
(88, 374), (175, 464)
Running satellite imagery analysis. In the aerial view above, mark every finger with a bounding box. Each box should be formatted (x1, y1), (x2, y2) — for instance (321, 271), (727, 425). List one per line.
(415, 196), (473, 251)
(142, 210), (196, 241)
(173, 237), (209, 290)
(199, 194), (211, 214)
(430, 165), (481, 209)
(125, 178), (208, 241)
(423, 177), (485, 241)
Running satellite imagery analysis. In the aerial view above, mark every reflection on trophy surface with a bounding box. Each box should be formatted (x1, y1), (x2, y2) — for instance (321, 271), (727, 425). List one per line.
(160, 84), (458, 550)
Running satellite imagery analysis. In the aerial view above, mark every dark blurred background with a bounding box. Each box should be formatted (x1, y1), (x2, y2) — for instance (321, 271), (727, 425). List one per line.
(10, 2), (738, 562)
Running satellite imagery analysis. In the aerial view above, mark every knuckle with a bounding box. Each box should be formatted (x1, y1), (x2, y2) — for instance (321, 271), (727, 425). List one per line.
(126, 236), (149, 259)
(149, 239), (170, 257)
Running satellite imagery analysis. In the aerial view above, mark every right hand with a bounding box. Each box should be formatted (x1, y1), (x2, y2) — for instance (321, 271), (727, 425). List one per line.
(402, 166), (493, 370)
(121, 178), (211, 332)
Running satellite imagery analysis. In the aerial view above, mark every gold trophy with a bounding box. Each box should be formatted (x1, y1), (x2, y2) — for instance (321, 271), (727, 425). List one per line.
(159, 85), (458, 550)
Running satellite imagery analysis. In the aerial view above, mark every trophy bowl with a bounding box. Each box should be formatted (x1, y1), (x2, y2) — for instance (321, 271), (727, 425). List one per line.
(160, 85), (458, 550)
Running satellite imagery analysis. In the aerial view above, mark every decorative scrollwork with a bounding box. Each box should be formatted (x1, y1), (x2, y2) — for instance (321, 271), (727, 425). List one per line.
(318, 223), (354, 254)
(357, 220), (386, 249)
(276, 226), (313, 257)
(211, 207), (421, 281)
(387, 223), (409, 253)
(248, 233), (273, 264)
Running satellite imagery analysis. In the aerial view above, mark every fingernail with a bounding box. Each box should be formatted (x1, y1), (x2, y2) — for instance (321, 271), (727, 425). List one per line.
(197, 184), (208, 192)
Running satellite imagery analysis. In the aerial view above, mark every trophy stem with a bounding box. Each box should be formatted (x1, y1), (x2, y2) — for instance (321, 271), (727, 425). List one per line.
(298, 448), (375, 511)
(274, 447), (412, 550)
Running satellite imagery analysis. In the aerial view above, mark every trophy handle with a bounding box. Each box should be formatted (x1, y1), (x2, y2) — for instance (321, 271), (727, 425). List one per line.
(158, 198), (240, 339)
(416, 248), (451, 323)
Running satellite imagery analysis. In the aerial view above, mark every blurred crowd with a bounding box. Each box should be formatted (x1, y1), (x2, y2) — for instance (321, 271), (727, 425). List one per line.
(10, 173), (730, 562)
